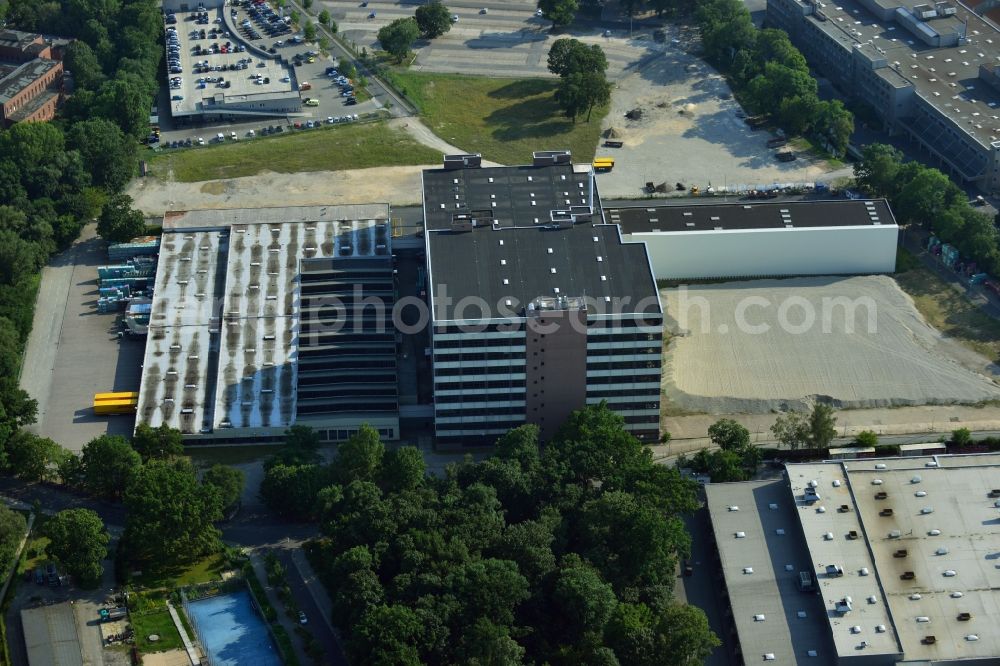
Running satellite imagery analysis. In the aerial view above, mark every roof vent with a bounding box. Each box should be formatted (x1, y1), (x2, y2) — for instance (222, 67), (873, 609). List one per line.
(816, 506), (826, 513)
(868, 596), (877, 604)
(729, 505), (740, 512)
(763, 654), (775, 661)
(922, 635), (936, 645)
(967, 634), (980, 642)
(958, 612), (972, 621)
(889, 530), (902, 538)
(838, 504), (850, 513)
(808, 480), (818, 488)
(847, 530), (859, 540)
(776, 529), (785, 535)
(807, 650), (818, 657)
(916, 617), (931, 623)
(880, 508), (894, 517)
(911, 475), (922, 483)
(754, 614), (766, 622)
(797, 611), (807, 618)
(910, 593), (922, 600)
(824, 532), (834, 541)
(951, 591), (964, 598)
(915, 490), (927, 497)
(926, 461), (938, 467)
(943, 570), (957, 577)
(769, 503), (779, 510)
(900, 571), (915, 580)
(743, 567), (754, 574)
(874, 491), (888, 500)
(850, 626), (862, 634)
(894, 549), (908, 558)
(872, 479), (883, 485)
(928, 529), (942, 536)
(735, 531), (746, 538)
(859, 567), (869, 576)
(833, 479), (842, 487)
(875, 463), (887, 469)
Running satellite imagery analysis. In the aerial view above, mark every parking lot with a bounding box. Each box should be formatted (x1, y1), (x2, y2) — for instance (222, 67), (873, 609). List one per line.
(322, 0), (657, 78)
(19, 225), (143, 452)
(157, 1), (378, 147)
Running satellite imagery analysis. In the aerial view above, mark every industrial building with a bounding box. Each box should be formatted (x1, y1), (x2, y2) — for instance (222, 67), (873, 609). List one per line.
(766, 0), (1000, 192)
(423, 152), (663, 446)
(0, 29), (66, 126)
(135, 205), (399, 442)
(706, 452), (1000, 665)
(21, 603), (85, 666)
(609, 199), (898, 280)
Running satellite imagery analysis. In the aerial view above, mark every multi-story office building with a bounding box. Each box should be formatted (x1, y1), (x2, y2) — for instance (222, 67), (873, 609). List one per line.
(422, 152), (663, 447)
(767, 0), (1000, 191)
(0, 29), (66, 126)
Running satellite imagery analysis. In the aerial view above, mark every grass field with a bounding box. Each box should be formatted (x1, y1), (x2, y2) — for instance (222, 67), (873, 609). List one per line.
(132, 608), (183, 653)
(134, 553), (228, 589)
(147, 121), (440, 182)
(383, 70), (607, 165)
(894, 249), (1000, 361)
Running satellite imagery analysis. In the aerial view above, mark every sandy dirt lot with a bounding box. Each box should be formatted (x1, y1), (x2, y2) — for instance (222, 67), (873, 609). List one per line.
(662, 275), (1000, 414)
(595, 32), (853, 198)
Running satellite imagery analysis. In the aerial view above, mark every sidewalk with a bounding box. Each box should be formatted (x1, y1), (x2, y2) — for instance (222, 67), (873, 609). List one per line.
(248, 550), (313, 666)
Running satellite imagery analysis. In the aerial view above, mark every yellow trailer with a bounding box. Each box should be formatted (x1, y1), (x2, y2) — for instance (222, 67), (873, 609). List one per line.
(93, 398), (138, 415)
(94, 391), (139, 402)
(592, 158), (615, 172)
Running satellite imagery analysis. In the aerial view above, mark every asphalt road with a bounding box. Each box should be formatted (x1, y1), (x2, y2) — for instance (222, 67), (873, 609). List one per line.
(276, 548), (348, 666)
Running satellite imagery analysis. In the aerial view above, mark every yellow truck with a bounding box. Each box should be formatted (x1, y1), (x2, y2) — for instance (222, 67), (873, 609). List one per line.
(592, 157), (615, 172)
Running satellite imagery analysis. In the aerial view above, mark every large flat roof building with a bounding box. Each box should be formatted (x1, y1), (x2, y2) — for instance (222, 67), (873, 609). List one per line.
(423, 152), (663, 446)
(136, 205), (399, 443)
(609, 199), (898, 280)
(767, 0), (1000, 192)
(708, 452), (1000, 665)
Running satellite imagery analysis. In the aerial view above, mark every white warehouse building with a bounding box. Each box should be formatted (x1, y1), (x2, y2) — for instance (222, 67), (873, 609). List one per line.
(607, 199), (898, 281)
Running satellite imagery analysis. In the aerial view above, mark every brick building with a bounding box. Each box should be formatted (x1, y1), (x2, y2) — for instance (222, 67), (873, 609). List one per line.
(0, 29), (66, 127)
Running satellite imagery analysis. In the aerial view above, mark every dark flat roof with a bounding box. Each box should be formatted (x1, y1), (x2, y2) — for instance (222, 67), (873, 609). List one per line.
(606, 199), (896, 234)
(423, 164), (660, 322)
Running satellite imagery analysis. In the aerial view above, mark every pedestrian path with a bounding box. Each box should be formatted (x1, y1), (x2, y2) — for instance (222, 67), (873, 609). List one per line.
(166, 599), (201, 666)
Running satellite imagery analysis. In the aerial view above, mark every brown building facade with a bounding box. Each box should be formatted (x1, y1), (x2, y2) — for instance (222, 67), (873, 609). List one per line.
(0, 30), (66, 127)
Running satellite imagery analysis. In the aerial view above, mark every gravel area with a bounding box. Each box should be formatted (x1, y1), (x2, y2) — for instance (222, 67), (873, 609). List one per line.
(662, 275), (1000, 414)
(596, 30), (853, 199)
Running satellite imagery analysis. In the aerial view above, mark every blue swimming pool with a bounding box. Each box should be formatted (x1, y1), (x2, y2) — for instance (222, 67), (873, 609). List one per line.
(185, 590), (282, 666)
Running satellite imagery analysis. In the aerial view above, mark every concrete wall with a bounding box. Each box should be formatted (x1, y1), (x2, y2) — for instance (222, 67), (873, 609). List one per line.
(625, 225), (899, 280)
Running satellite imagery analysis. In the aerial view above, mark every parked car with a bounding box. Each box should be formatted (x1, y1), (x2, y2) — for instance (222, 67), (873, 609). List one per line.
(298, 611), (308, 625)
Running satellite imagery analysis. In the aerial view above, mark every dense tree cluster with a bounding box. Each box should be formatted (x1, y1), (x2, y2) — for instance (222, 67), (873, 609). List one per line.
(0, 0), (160, 465)
(0, 505), (27, 576)
(267, 406), (719, 664)
(43, 508), (109, 588)
(696, 0), (854, 156)
(547, 39), (611, 123)
(854, 143), (1000, 274)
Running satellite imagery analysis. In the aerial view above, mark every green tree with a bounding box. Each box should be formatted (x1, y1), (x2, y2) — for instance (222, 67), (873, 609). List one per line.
(547, 38), (608, 77)
(690, 448), (747, 483)
(261, 464), (330, 519)
(415, 1), (452, 38)
(656, 603), (722, 665)
(707, 418), (751, 451)
(303, 0), (313, 8)
(895, 167), (964, 226)
(131, 422), (183, 461)
(319, 8), (331, 26)
(770, 411), (809, 450)
(67, 118), (137, 191)
(556, 69), (611, 122)
(269, 424), (323, 468)
(63, 41), (106, 91)
(853, 143), (904, 198)
(97, 192), (145, 243)
(852, 430), (879, 448)
(6, 431), (64, 482)
(377, 17), (419, 61)
(0, 505), (26, 573)
(336, 424), (385, 483)
(538, 0), (579, 25)
(94, 76), (150, 139)
(81, 434), (141, 499)
(808, 403), (837, 449)
(811, 99), (854, 158)
(349, 604), (423, 665)
(202, 464), (245, 510)
(303, 19), (317, 42)
(552, 559), (617, 639)
(752, 28), (807, 73)
(57, 452), (84, 488)
(123, 459), (222, 568)
(380, 446), (425, 491)
(951, 427), (972, 446)
(43, 509), (109, 588)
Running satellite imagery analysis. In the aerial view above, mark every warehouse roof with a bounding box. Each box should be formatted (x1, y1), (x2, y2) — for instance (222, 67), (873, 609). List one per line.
(138, 205), (390, 434)
(422, 162), (660, 323)
(705, 480), (836, 665)
(790, 456), (1000, 662)
(21, 603), (83, 666)
(607, 199), (896, 234)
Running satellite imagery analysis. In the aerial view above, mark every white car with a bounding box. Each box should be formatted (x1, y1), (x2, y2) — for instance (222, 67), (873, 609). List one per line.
(451, 14), (459, 21)
(535, 8), (544, 16)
